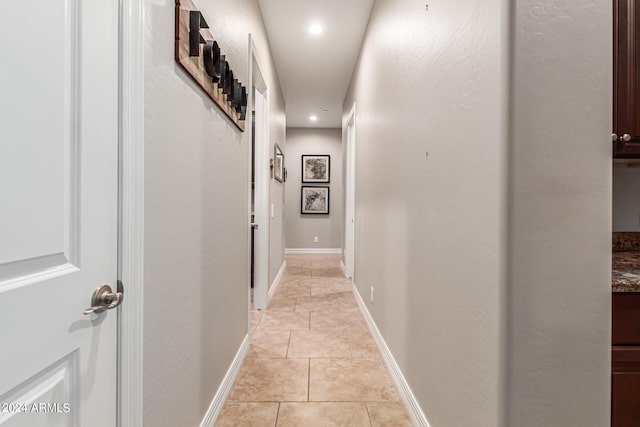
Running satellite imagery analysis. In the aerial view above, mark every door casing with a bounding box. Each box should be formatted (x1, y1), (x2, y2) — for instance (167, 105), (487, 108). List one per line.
(118, 0), (145, 425)
(248, 35), (270, 312)
(344, 103), (357, 280)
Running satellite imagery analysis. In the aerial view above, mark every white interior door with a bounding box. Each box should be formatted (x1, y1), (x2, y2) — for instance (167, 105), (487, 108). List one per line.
(344, 105), (356, 279)
(248, 36), (270, 311)
(253, 87), (270, 310)
(0, 0), (119, 426)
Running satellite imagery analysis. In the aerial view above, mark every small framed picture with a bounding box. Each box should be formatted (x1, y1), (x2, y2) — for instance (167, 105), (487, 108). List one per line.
(302, 155), (330, 183)
(274, 143), (284, 183)
(301, 186), (329, 214)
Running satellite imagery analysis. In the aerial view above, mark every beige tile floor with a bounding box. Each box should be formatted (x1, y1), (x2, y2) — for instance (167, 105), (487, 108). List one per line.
(216, 254), (412, 427)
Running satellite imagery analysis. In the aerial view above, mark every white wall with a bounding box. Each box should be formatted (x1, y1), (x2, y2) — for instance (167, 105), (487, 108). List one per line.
(507, 0), (611, 424)
(343, 0), (508, 425)
(269, 117), (286, 286)
(344, 0), (611, 425)
(285, 128), (344, 250)
(613, 165), (640, 231)
(143, 1), (285, 425)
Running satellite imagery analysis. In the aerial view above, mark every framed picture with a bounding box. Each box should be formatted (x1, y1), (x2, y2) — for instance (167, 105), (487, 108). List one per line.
(301, 186), (330, 214)
(274, 143), (284, 183)
(302, 155), (330, 183)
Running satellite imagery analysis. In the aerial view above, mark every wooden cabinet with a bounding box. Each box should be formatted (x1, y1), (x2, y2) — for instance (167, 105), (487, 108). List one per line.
(612, 347), (640, 426)
(612, 293), (640, 426)
(614, 0), (640, 158)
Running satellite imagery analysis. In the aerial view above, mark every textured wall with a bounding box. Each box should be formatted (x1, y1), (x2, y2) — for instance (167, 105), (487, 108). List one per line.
(507, 0), (612, 425)
(269, 113), (287, 286)
(285, 128), (344, 249)
(143, 1), (285, 426)
(344, 0), (611, 424)
(343, 0), (508, 425)
(613, 165), (640, 231)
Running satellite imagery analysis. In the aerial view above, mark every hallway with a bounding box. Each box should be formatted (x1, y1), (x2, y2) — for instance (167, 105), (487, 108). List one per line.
(216, 254), (412, 426)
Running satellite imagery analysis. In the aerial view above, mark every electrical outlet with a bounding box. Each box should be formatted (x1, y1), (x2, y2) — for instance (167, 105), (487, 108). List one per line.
(370, 286), (374, 303)
(314, 236), (319, 243)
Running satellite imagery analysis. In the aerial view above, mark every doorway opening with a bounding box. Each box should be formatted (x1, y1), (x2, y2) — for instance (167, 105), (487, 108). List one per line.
(248, 35), (270, 311)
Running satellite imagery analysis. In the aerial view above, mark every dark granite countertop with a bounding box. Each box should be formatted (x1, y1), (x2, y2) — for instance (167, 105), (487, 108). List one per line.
(613, 233), (640, 293)
(613, 252), (640, 292)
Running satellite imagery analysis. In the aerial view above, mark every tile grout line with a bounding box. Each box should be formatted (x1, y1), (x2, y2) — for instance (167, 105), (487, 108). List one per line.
(365, 402), (373, 427)
(285, 330), (292, 358)
(307, 357), (311, 402)
(274, 402), (281, 427)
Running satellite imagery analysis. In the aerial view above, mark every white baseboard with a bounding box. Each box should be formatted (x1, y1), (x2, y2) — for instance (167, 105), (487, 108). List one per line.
(352, 282), (431, 427)
(199, 334), (250, 427)
(285, 248), (343, 255)
(267, 260), (287, 304)
(340, 260), (346, 276)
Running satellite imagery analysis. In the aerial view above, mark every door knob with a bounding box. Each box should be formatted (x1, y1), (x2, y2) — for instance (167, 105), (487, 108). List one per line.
(612, 133), (618, 141)
(621, 133), (632, 142)
(84, 284), (123, 315)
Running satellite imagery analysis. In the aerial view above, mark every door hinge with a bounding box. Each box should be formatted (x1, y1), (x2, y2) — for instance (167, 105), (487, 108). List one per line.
(117, 279), (124, 294)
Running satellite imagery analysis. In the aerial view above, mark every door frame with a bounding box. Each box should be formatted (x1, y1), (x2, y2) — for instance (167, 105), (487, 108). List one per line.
(344, 103), (357, 279)
(248, 35), (271, 312)
(118, 0), (145, 425)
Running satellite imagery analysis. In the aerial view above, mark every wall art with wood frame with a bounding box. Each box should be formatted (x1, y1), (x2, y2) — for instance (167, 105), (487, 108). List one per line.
(175, 0), (247, 131)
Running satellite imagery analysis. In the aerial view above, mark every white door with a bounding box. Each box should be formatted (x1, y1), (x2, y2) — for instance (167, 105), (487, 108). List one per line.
(253, 86), (270, 310)
(0, 0), (119, 426)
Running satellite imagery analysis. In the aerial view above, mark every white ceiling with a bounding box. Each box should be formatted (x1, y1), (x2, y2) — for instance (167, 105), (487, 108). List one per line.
(257, 0), (374, 128)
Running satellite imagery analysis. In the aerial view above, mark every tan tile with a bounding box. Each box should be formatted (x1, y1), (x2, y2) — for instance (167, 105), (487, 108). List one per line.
(228, 358), (309, 402)
(295, 295), (342, 313)
(278, 280), (312, 291)
(272, 286), (311, 299)
(267, 297), (296, 312)
(339, 292), (357, 305)
(309, 358), (399, 402)
(311, 311), (368, 333)
(251, 310), (264, 331)
(311, 285), (352, 297)
(332, 283), (353, 293)
(284, 258), (307, 268)
(300, 277), (334, 287)
(288, 331), (351, 358)
(247, 331), (291, 358)
(310, 264), (339, 271)
(310, 255), (341, 263)
(367, 402), (413, 427)
(339, 298), (360, 312)
(215, 402), (279, 427)
(333, 277), (353, 286)
(311, 267), (344, 278)
(278, 277), (301, 287)
(347, 330), (380, 358)
(285, 255), (311, 266)
(282, 267), (312, 278)
(276, 402), (370, 427)
(258, 311), (310, 331)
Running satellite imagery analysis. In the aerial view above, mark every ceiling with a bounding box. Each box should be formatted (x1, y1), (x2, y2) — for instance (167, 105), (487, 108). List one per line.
(257, 0), (374, 128)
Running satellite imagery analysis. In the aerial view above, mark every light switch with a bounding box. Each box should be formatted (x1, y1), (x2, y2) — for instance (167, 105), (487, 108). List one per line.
(314, 236), (319, 243)
(271, 203), (274, 219)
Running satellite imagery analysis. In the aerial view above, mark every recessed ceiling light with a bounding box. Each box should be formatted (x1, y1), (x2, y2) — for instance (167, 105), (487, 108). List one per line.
(309, 24), (323, 35)
(309, 115), (318, 121)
